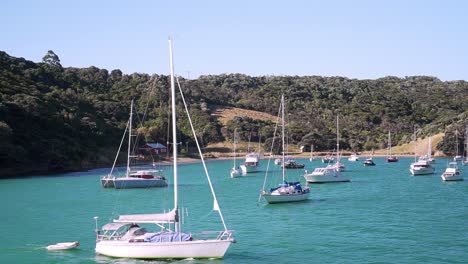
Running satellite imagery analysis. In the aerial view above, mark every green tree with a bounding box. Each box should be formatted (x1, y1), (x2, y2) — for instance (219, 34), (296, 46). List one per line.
(42, 50), (62, 68)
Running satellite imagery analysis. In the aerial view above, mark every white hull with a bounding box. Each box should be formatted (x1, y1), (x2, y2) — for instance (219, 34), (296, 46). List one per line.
(410, 168), (434, 175)
(240, 164), (261, 173)
(304, 166), (349, 183)
(441, 174), (463, 181)
(96, 239), (232, 259)
(304, 174), (350, 183)
(47, 241), (79, 251)
(101, 177), (168, 189)
(441, 162), (463, 181)
(262, 192), (309, 204)
(410, 160), (434, 176)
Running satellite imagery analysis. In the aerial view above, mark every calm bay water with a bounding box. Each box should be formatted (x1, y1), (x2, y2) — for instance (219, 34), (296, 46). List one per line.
(1, 157), (467, 263)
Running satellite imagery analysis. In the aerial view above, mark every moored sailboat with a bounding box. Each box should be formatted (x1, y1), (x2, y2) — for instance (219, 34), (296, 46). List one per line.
(409, 129), (434, 175)
(322, 154), (335, 164)
(309, 144), (315, 162)
(348, 153), (359, 161)
(418, 136), (435, 164)
(101, 100), (167, 189)
(363, 157), (376, 166)
(95, 38), (234, 259)
(260, 95), (310, 203)
(230, 128), (241, 178)
(454, 129), (463, 161)
(363, 150), (376, 166)
(282, 158), (305, 169)
(330, 115), (345, 171)
(386, 131), (398, 162)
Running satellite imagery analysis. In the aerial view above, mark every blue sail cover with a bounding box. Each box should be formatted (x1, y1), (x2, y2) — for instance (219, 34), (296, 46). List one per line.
(270, 181), (302, 192)
(143, 232), (192, 243)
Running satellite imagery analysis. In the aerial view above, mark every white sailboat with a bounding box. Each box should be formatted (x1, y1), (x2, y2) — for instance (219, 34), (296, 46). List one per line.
(101, 99), (168, 189)
(260, 95), (310, 203)
(330, 115), (345, 172)
(309, 144), (315, 162)
(304, 116), (349, 183)
(386, 131), (398, 162)
(239, 132), (262, 173)
(95, 38), (234, 259)
(418, 136), (435, 163)
(230, 128), (241, 178)
(410, 129), (434, 176)
(322, 153), (335, 164)
(348, 153), (359, 161)
(454, 129), (463, 161)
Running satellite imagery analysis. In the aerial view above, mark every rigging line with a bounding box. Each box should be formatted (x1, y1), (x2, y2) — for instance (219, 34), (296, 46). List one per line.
(176, 76), (229, 232)
(128, 102), (143, 168)
(108, 119), (130, 177)
(136, 80), (154, 133)
(257, 100), (282, 204)
(133, 78), (160, 163)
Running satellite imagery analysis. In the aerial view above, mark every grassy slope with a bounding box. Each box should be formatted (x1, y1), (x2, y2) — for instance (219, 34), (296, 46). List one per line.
(206, 107), (447, 158)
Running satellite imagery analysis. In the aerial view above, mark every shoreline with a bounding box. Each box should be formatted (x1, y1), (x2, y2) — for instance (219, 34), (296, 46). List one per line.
(2, 152), (450, 178)
(155, 153), (449, 166)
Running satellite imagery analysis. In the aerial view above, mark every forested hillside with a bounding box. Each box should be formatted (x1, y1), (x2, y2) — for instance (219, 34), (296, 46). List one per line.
(0, 50), (467, 177)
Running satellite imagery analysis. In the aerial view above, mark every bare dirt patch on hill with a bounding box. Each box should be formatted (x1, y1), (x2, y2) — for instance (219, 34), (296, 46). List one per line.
(211, 106), (277, 126)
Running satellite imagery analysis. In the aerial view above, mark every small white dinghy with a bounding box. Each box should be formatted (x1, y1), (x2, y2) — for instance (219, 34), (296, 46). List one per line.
(46, 241), (79, 251)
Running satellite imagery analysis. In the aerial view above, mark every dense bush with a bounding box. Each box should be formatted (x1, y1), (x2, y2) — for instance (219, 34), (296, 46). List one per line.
(0, 51), (466, 176)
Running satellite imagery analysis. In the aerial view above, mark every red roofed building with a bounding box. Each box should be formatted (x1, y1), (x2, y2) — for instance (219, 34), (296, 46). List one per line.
(140, 143), (167, 155)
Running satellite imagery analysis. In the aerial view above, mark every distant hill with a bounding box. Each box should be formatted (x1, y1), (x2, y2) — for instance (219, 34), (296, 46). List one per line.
(0, 50), (467, 177)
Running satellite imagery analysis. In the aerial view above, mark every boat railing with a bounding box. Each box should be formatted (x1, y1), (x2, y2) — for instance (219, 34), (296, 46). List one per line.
(96, 233), (123, 241)
(130, 167), (161, 173)
(194, 230), (234, 240)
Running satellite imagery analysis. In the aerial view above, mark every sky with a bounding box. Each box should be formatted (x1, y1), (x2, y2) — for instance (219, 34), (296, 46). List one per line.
(2, 0), (468, 80)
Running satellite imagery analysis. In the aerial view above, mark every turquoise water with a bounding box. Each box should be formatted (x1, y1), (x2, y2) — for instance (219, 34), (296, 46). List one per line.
(1, 157), (467, 263)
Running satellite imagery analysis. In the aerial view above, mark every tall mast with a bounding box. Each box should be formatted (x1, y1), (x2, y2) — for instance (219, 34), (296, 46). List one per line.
(168, 38), (179, 230)
(388, 131), (391, 157)
(466, 126), (468, 158)
(428, 136), (432, 158)
(465, 126), (468, 159)
(413, 127), (417, 162)
(336, 115), (340, 161)
(247, 132), (251, 152)
(233, 128), (237, 167)
(281, 95), (285, 181)
(126, 99), (133, 177)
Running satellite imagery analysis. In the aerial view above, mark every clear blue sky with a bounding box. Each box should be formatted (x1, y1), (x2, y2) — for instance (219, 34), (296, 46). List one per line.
(2, 0), (467, 80)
